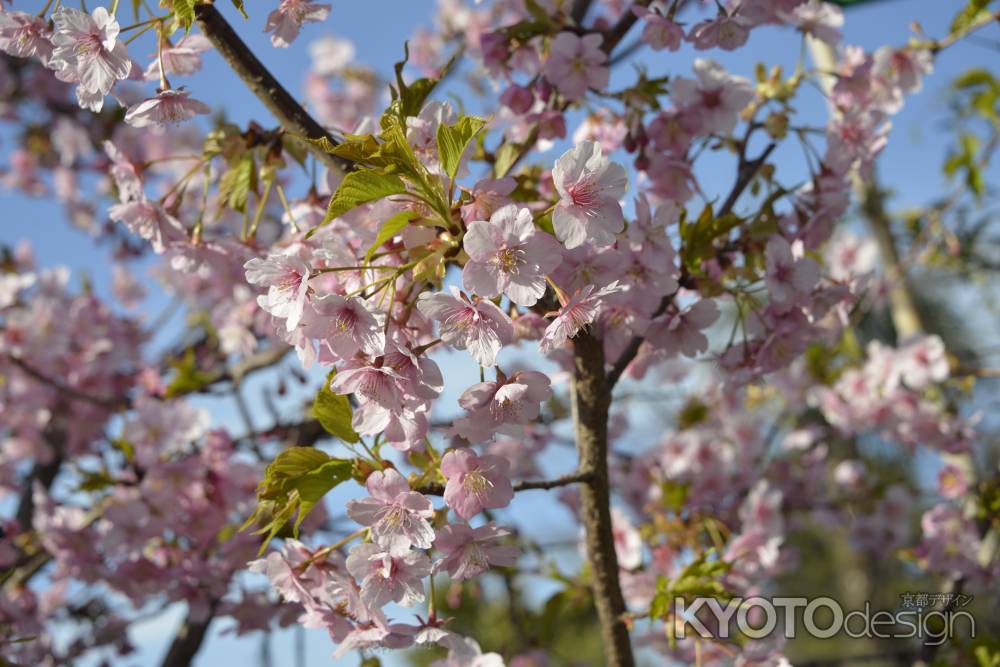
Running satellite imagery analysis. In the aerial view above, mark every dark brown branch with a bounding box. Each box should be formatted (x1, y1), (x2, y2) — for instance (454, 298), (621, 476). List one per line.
(571, 331), (634, 667)
(570, 0), (594, 25)
(193, 4), (352, 173)
(603, 0), (651, 53)
(418, 470), (593, 496)
(159, 602), (218, 667)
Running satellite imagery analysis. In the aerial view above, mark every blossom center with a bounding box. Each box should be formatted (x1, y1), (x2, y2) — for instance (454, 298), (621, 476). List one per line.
(461, 471), (493, 498)
(566, 180), (599, 210)
(493, 245), (525, 274)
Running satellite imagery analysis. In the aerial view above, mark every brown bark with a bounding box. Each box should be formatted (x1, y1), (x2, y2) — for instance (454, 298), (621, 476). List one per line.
(571, 331), (634, 667)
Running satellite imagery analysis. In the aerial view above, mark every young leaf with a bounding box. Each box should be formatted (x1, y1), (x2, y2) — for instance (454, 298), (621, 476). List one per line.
(320, 170), (407, 228)
(229, 0), (249, 19)
(950, 0), (992, 34)
(169, 0), (198, 33)
(493, 142), (522, 178)
(219, 153), (256, 213)
(242, 446), (354, 553)
(365, 211), (418, 263)
(436, 115), (487, 181)
(312, 372), (360, 443)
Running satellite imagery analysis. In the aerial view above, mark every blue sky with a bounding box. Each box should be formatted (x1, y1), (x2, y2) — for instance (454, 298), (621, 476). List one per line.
(2, 0), (999, 665)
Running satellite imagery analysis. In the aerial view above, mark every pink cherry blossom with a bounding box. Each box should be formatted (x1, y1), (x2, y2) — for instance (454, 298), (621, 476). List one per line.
(671, 59), (754, 136)
(540, 281), (623, 354)
(244, 252), (312, 331)
(142, 34), (213, 80)
(779, 0), (844, 46)
(265, 0), (331, 48)
(48, 7), (131, 112)
(109, 199), (187, 254)
(0, 11), (53, 64)
(309, 36), (356, 76)
(346, 469), (435, 553)
(329, 361), (405, 432)
(453, 370), (552, 442)
(440, 449), (514, 520)
(124, 88), (210, 128)
(432, 637), (505, 667)
(461, 177), (516, 224)
(764, 236), (820, 312)
(542, 32), (608, 101)
(416, 287), (514, 367)
(687, 13), (751, 51)
(434, 523), (518, 581)
(462, 204), (562, 307)
(345, 543), (431, 609)
(551, 141), (628, 249)
(632, 6), (684, 52)
(645, 299), (720, 358)
(894, 335), (949, 390)
(300, 294), (385, 361)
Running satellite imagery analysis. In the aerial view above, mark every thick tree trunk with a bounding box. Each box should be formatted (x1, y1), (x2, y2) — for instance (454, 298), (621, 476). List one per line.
(571, 331), (635, 667)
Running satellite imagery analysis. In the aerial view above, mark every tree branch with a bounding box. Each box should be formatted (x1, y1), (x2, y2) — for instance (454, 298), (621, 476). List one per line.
(571, 331), (635, 667)
(418, 470), (593, 496)
(159, 602), (218, 667)
(6, 355), (128, 410)
(193, 4), (352, 174)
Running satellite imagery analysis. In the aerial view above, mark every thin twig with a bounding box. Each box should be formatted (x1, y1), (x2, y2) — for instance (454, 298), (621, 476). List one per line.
(418, 470), (593, 496)
(192, 4), (353, 174)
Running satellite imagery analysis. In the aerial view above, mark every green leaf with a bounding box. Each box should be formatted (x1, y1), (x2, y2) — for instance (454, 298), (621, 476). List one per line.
(390, 44), (461, 121)
(320, 169), (407, 227)
(365, 211), (418, 263)
(436, 115), (487, 181)
(312, 372), (360, 444)
(392, 43), (437, 120)
(77, 470), (117, 493)
(242, 447), (354, 553)
(954, 67), (998, 90)
(219, 153), (256, 213)
(169, 0), (197, 32)
(493, 143), (522, 178)
(165, 349), (215, 397)
(679, 204), (742, 272)
(950, 0), (993, 34)
(229, 0), (249, 19)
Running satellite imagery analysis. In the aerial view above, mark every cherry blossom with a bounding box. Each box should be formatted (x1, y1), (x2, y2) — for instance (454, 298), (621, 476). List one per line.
(345, 469), (435, 553)
(300, 294), (385, 360)
(551, 141), (628, 249)
(434, 523), (518, 581)
(779, 0), (844, 45)
(345, 543), (432, 609)
(671, 59), (754, 136)
(265, 0), (331, 48)
(244, 252), (313, 331)
(542, 32), (608, 101)
(440, 449), (514, 520)
(462, 204), (562, 306)
(48, 7), (131, 112)
(0, 11), (53, 64)
(540, 281), (623, 353)
(632, 6), (684, 52)
(124, 88), (211, 128)
(452, 370), (552, 442)
(416, 287), (514, 367)
(764, 235), (820, 312)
